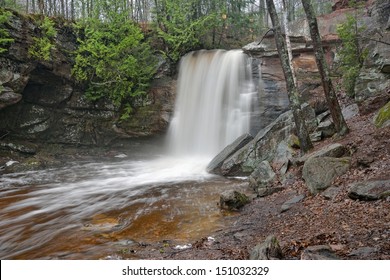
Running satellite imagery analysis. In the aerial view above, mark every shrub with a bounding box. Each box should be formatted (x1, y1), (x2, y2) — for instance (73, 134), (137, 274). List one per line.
(28, 16), (57, 61)
(0, 9), (14, 54)
(72, 15), (158, 119)
(336, 11), (368, 97)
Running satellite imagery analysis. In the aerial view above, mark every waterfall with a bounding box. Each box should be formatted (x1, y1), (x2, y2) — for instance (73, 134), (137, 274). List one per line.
(167, 49), (256, 158)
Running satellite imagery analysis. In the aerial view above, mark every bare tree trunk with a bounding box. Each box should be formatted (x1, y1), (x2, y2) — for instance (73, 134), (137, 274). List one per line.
(301, 0), (349, 135)
(282, 0), (297, 86)
(60, 0), (65, 17)
(71, 0), (74, 20)
(266, 0), (313, 153)
(38, 0), (44, 14)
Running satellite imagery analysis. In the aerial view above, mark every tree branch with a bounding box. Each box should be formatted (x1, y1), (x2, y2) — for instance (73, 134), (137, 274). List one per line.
(257, 28), (274, 45)
(359, 36), (390, 46)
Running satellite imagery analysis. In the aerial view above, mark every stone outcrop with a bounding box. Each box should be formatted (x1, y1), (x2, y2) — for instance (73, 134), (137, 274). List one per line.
(348, 180), (390, 200)
(244, 0), (390, 119)
(299, 143), (351, 194)
(243, 7), (348, 59)
(355, 0), (390, 103)
(219, 104), (316, 177)
(249, 235), (283, 260)
(302, 157), (351, 194)
(207, 133), (253, 175)
(297, 143), (349, 164)
(373, 101), (390, 128)
(248, 160), (282, 197)
(0, 11), (175, 146)
(0, 87), (22, 109)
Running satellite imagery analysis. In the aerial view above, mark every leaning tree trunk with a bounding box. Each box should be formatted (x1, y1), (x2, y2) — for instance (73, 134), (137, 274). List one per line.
(266, 0), (313, 153)
(301, 0), (349, 135)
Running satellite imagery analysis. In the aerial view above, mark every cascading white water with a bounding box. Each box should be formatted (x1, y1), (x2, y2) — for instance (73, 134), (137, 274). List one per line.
(167, 49), (256, 158)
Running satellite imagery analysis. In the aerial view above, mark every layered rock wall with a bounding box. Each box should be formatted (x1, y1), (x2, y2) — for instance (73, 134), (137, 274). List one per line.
(0, 11), (175, 146)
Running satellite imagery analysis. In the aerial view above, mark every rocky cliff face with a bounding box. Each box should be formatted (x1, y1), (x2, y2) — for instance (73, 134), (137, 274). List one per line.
(355, 0), (390, 107)
(244, 0), (390, 115)
(0, 11), (175, 146)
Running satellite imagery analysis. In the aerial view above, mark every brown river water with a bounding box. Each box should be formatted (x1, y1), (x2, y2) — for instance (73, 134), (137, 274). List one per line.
(0, 155), (248, 259)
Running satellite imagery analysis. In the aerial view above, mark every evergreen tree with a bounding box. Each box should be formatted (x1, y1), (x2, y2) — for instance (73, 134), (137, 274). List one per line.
(72, 11), (158, 119)
(0, 8), (14, 54)
(336, 10), (368, 97)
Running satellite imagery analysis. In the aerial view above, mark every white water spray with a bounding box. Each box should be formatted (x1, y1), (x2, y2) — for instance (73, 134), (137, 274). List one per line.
(167, 49), (256, 158)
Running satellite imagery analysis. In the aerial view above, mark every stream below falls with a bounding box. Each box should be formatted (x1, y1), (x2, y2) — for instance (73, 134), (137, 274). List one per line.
(0, 148), (249, 259)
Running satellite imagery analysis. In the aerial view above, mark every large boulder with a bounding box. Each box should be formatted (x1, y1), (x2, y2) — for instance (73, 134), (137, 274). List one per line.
(342, 103), (360, 120)
(220, 104), (316, 176)
(373, 101), (390, 128)
(302, 157), (351, 194)
(355, 1), (390, 102)
(348, 180), (390, 201)
(207, 133), (253, 174)
(0, 87), (22, 109)
(296, 142), (349, 165)
(219, 190), (250, 211)
(249, 160), (282, 197)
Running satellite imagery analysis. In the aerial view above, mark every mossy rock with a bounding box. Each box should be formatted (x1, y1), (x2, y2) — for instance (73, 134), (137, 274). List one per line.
(287, 134), (300, 149)
(219, 190), (250, 211)
(374, 101), (390, 128)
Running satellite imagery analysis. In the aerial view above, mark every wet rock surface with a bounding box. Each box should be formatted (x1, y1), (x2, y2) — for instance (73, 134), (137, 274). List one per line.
(207, 133), (253, 175)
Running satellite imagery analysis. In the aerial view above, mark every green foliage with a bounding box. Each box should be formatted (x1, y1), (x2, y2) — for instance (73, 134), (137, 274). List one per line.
(154, 0), (214, 63)
(29, 17), (57, 61)
(336, 5), (368, 97)
(72, 13), (158, 119)
(0, 9), (14, 54)
(374, 101), (390, 128)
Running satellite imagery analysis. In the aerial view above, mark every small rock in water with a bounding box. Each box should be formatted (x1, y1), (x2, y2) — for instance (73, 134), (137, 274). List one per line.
(115, 153), (128, 158)
(207, 236), (215, 242)
(6, 160), (19, 167)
